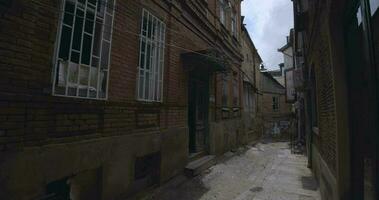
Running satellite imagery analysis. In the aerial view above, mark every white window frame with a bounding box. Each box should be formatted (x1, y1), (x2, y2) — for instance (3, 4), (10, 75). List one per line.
(137, 9), (166, 102)
(52, 0), (116, 100)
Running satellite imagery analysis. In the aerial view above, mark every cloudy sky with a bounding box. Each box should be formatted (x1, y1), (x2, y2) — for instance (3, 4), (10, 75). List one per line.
(241, 0), (294, 70)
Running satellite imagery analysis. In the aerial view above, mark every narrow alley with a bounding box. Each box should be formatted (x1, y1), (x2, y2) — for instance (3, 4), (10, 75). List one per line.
(1, 0), (379, 199)
(139, 140), (320, 200)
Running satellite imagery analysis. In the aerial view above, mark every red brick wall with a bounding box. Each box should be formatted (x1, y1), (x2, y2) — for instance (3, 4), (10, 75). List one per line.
(0, 0), (242, 150)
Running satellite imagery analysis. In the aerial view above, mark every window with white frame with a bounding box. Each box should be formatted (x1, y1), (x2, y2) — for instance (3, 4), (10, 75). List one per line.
(53, 0), (115, 99)
(231, 11), (237, 37)
(219, 0), (226, 25)
(137, 9), (166, 102)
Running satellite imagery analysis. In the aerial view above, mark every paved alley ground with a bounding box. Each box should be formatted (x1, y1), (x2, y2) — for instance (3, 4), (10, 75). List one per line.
(143, 141), (321, 200)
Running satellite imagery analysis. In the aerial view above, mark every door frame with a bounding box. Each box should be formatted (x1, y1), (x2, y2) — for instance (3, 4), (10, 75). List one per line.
(188, 70), (210, 154)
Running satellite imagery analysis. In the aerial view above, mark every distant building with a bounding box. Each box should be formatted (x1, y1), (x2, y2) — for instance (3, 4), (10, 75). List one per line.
(259, 71), (292, 135)
(278, 30), (296, 103)
(240, 19), (264, 142)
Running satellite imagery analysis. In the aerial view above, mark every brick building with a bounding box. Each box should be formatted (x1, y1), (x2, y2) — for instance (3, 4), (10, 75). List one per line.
(240, 21), (263, 142)
(0, 0), (258, 199)
(259, 71), (292, 135)
(292, 0), (379, 199)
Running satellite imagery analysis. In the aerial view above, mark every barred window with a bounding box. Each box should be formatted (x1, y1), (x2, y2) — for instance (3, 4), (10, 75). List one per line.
(137, 9), (166, 102)
(53, 0), (115, 99)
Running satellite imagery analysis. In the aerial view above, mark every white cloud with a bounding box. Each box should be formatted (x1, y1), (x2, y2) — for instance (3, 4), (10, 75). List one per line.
(242, 0), (293, 70)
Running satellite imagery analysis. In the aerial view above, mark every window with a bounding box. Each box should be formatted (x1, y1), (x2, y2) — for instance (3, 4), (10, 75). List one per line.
(219, 0), (226, 25)
(231, 11), (237, 37)
(137, 9), (166, 102)
(370, 0), (379, 16)
(272, 96), (279, 111)
(53, 0), (115, 99)
(222, 73), (229, 107)
(233, 72), (239, 107)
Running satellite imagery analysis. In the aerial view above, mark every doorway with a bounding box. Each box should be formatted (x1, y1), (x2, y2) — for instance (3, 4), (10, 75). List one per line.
(188, 70), (210, 154)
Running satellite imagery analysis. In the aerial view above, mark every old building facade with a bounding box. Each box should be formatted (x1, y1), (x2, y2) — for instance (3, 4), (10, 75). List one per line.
(259, 71), (292, 135)
(240, 22), (263, 142)
(0, 0), (265, 199)
(292, 0), (379, 199)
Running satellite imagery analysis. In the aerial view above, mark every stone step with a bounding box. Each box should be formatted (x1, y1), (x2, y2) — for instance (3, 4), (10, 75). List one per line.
(188, 151), (207, 162)
(184, 155), (216, 177)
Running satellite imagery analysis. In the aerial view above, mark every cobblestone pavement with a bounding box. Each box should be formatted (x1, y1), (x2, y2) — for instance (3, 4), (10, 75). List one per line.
(143, 141), (321, 200)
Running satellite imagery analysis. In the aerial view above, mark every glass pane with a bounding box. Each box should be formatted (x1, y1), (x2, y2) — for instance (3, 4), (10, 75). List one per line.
(59, 26), (72, 60)
(148, 14), (153, 39)
(90, 57), (99, 97)
(139, 38), (146, 69)
(357, 6), (363, 26)
(142, 12), (148, 36)
(81, 34), (92, 65)
(145, 72), (150, 99)
(106, 0), (115, 13)
(63, 1), (75, 26)
(99, 70), (108, 98)
(55, 60), (68, 95)
(67, 62), (79, 96)
(85, 11), (95, 34)
(370, 0), (379, 16)
(97, 0), (105, 18)
(92, 56), (99, 67)
(68, 62), (79, 84)
(88, 0), (97, 6)
(101, 41), (110, 68)
(57, 60), (68, 86)
(78, 88), (88, 97)
(93, 19), (103, 56)
(72, 9), (84, 51)
(146, 43), (151, 69)
(90, 67), (98, 88)
(79, 65), (89, 86)
(71, 51), (80, 63)
(152, 18), (157, 40)
(104, 14), (112, 41)
(139, 75), (144, 99)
